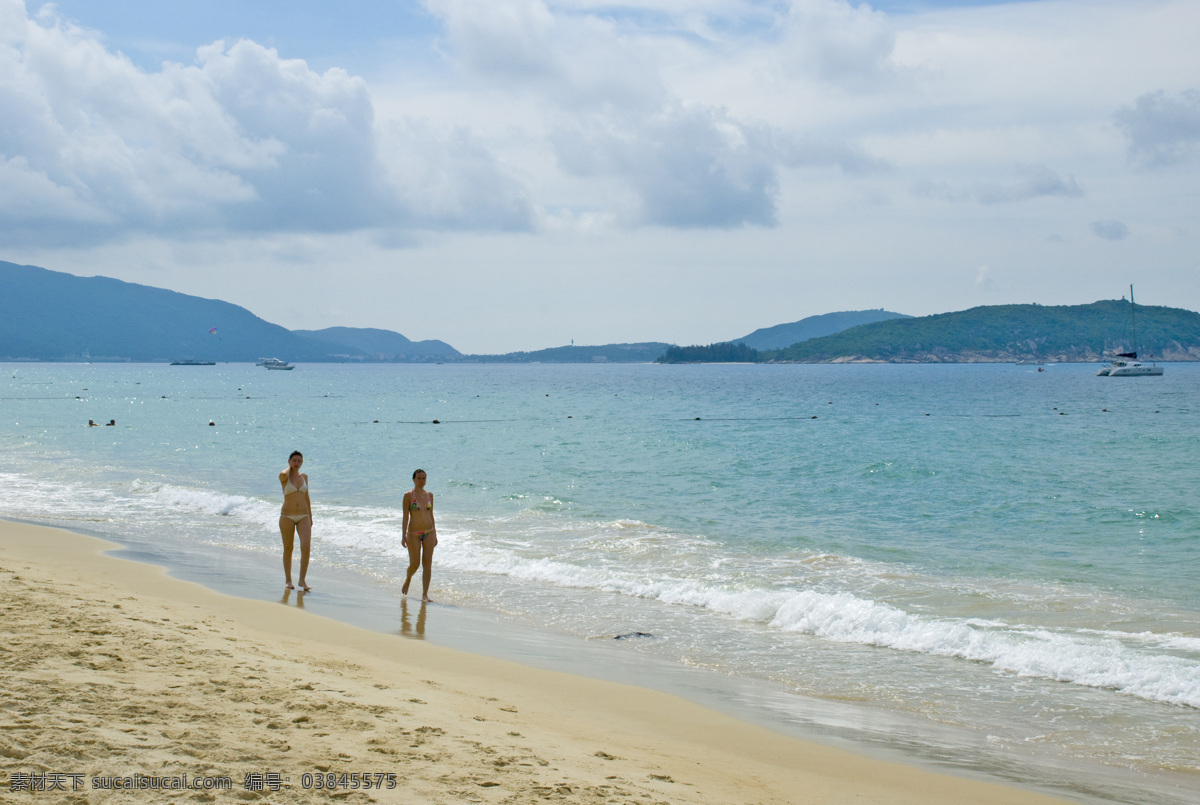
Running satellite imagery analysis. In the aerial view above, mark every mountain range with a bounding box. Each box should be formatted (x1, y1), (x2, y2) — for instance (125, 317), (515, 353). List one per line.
(0, 260), (884, 363)
(0, 261), (457, 362)
(4, 260), (1199, 363)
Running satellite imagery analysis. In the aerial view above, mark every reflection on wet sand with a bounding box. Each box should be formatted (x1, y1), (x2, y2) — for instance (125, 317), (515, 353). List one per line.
(280, 588), (306, 609)
(400, 597), (426, 638)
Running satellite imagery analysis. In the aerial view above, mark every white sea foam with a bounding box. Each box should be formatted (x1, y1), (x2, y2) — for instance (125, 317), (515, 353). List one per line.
(133, 480), (270, 522)
(4, 467), (1197, 710)
(762, 590), (1200, 708)
(1160, 636), (1200, 652)
(428, 526), (1200, 709)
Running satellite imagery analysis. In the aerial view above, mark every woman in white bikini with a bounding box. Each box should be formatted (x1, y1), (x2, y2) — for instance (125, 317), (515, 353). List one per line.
(279, 450), (313, 591)
(401, 468), (436, 602)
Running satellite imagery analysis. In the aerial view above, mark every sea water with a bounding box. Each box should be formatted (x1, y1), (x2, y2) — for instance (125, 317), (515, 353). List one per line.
(1, 361), (1197, 803)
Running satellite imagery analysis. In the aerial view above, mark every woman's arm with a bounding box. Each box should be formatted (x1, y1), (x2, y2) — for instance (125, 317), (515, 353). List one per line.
(401, 492), (411, 547)
(303, 474), (312, 519)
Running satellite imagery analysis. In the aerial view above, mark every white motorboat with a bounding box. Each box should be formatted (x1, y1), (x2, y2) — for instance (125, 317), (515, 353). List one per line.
(1099, 285), (1163, 377)
(258, 357), (294, 370)
(1107, 356), (1162, 377)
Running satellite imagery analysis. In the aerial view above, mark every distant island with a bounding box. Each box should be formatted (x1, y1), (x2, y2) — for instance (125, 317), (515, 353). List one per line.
(294, 327), (459, 360)
(466, 343), (671, 363)
(734, 309), (910, 350)
(660, 302), (1200, 364)
(657, 310), (910, 363)
(4, 260), (1199, 363)
(765, 301), (1200, 363)
(658, 342), (759, 363)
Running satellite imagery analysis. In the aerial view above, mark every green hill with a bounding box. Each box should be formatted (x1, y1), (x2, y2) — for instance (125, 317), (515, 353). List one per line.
(468, 343), (670, 363)
(736, 309), (910, 350)
(658, 342), (758, 363)
(0, 261), (457, 362)
(0, 261), (354, 362)
(294, 327), (460, 360)
(766, 301), (1200, 363)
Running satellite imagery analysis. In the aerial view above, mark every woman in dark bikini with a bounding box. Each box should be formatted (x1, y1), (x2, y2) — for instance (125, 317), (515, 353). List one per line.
(401, 468), (436, 601)
(279, 450), (313, 592)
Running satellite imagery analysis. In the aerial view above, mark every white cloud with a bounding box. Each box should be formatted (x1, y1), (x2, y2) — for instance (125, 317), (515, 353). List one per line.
(419, 0), (885, 229)
(1115, 88), (1200, 166)
(1090, 219), (1130, 241)
(425, 0), (668, 112)
(552, 103), (780, 228)
(976, 264), (996, 291)
(550, 100), (883, 228)
(381, 118), (534, 231)
(776, 0), (898, 90)
(0, 1), (532, 244)
(426, 0), (560, 82)
(0, 155), (114, 239)
(912, 164), (1081, 205)
(973, 165), (1082, 205)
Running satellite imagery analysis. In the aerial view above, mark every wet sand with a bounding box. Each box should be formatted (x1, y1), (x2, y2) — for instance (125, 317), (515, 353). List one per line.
(0, 519), (1075, 804)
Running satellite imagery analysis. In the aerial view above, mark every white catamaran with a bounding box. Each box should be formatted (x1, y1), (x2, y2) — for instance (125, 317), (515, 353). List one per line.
(1097, 285), (1163, 377)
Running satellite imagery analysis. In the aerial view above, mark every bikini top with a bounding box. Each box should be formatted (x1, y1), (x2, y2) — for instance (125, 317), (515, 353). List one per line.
(283, 475), (308, 495)
(409, 493), (432, 511)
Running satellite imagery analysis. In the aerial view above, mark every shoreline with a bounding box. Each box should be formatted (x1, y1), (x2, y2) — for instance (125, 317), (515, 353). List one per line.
(0, 518), (1079, 804)
(82, 522), (1184, 805)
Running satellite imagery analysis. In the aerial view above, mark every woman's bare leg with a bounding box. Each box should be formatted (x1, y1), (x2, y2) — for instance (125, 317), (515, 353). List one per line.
(420, 540), (436, 601)
(402, 537), (421, 596)
(296, 517), (312, 591)
(279, 516), (296, 589)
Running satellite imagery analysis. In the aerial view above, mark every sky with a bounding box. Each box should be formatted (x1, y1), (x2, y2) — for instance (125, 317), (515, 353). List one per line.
(2, 0), (1198, 353)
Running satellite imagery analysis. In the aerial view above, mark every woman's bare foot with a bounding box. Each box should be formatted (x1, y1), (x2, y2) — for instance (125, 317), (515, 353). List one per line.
(285, 582), (294, 590)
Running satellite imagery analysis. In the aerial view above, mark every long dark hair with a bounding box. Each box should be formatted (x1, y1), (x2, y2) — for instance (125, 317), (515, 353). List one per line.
(289, 451), (303, 460)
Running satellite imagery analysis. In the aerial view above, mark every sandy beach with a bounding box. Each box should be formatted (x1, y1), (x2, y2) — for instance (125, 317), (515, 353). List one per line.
(0, 519), (1076, 804)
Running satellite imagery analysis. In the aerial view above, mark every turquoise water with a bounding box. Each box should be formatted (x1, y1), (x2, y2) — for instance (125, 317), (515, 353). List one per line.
(2, 361), (1198, 803)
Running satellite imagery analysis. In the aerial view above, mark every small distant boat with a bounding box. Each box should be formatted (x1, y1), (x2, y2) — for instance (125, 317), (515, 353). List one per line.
(1098, 285), (1163, 377)
(258, 357), (294, 370)
(170, 359), (215, 366)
